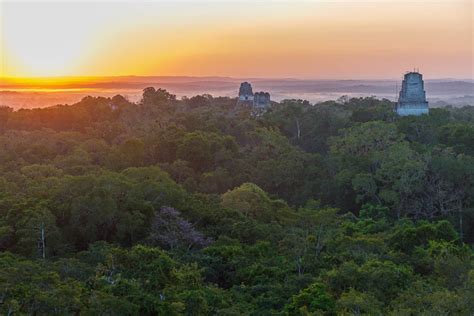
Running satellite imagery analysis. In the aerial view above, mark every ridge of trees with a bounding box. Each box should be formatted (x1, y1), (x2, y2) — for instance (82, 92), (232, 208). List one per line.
(0, 90), (473, 314)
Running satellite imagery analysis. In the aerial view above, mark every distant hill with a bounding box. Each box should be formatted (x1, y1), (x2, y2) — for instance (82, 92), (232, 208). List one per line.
(1, 76), (473, 109)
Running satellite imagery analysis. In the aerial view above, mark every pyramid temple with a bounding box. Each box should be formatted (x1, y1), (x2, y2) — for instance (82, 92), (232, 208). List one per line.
(396, 71), (429, 116)
(238, 82), (254, 102)
(238, 82), (271, 109)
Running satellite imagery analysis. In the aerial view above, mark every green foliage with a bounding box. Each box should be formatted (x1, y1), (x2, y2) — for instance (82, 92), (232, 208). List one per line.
(336, 288), (382, 315)
(285, 282), (335, 315)
(221, 182), (292, 223)
(388, 220), (458, 253)
(0, 93), (473, 314)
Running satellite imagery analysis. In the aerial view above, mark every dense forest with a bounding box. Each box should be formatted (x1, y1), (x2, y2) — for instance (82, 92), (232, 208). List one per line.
(0, 88), (473, 315)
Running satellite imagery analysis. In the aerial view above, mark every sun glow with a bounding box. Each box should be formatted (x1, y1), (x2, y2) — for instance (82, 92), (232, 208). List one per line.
(1, 2), (121, 77)
(1, 0), (472, 79)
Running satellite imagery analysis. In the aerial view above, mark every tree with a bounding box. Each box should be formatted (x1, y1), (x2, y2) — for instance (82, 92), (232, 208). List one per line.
(336, 288), (382, 316)
(244, 128), (322, 205)
(147, 206), (210, 250)
(141, 87), (176, 106)
(0, 106), (12, 132)
(1, 93), (474, 315)
(0, 253), (86, 315)
(438, 123), (474, 155)
(177, 132), (213, 172)
(187, 94), (212, 109)
(221, 183), (292, 223)
(284, 282), (335, 315)
(388, 220), (458, 254)
(112, 138), (145, 169)
(281, 203), (339, 275)
(330, 121), (404, 169)
(373, 142), (426, 219)
(16, 208), (60, 258)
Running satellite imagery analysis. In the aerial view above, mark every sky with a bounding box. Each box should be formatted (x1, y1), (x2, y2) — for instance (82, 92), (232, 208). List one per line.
(1, 0), (473, 79)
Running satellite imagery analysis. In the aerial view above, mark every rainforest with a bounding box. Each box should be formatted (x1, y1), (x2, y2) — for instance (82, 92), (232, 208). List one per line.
(0, 92), (473, 315)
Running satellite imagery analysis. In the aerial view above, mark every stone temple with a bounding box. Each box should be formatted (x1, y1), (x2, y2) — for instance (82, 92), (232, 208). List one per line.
(396, 71), (429, 116)
(238, 82), (271, 109)
(253, 92), (271, 109)
(238, 82), (254, 101)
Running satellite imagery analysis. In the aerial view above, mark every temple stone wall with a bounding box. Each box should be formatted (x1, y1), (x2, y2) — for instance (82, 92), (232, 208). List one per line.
(238, 82), (254, 101)
(396, 72), (429, 116)
(237, 82), (271, 111)
(254, 92), (271, 108)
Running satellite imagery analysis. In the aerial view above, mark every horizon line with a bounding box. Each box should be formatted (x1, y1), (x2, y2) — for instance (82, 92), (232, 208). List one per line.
(2, 75), (473, 82)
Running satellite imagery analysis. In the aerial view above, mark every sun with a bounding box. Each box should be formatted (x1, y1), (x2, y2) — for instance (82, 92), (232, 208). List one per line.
(2, 17), (91, 77)
(4, 38), (87, 77)
(1, 2), (104, 77)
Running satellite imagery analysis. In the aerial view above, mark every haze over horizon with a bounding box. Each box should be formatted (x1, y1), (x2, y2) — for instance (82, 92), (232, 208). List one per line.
(1, 0), (473, 80)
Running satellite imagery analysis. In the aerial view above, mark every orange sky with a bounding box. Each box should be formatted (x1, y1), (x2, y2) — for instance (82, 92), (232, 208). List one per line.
(1, 0), (473, 79)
